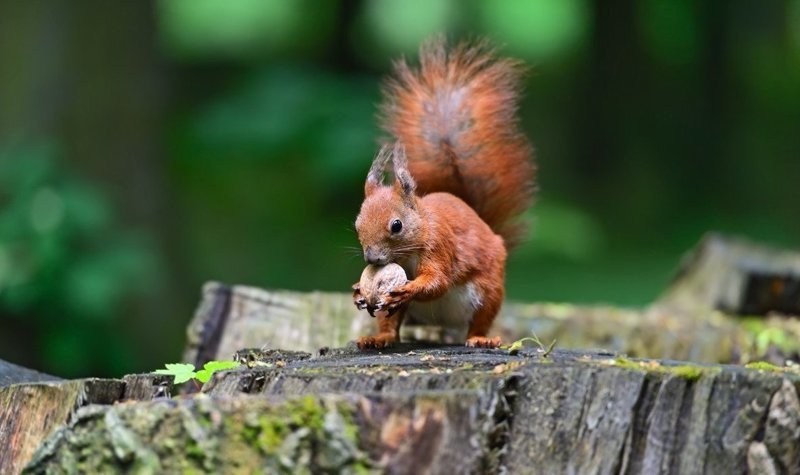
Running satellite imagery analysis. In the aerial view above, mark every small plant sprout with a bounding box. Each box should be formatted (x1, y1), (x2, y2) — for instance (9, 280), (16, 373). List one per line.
(501, 333), (557, 357)
(154, 360), (241, 390)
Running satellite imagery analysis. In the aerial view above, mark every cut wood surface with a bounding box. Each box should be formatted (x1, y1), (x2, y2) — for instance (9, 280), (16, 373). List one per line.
(0, 359), (60, 388)
(24, 345), (800, 474)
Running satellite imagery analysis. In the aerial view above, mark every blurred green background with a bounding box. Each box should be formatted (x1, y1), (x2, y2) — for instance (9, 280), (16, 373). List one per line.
(1, 0), (799, 378)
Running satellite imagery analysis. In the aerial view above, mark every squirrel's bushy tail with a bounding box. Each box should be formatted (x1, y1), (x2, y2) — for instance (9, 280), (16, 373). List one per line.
(380, 37), (536, 247)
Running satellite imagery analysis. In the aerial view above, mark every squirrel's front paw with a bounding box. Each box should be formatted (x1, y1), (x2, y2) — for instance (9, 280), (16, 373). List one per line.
(352, 282), (367, 310)
(384, 284), (412, 311)
(356, 333), (398, 350)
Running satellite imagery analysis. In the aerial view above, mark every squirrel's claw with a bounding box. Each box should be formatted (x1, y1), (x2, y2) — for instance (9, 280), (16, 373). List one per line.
(384, 285), (412, 311)
(352, 283), (368, 311)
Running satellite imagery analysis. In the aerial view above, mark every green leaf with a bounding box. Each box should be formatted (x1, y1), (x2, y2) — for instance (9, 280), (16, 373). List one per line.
(203, 360), (241, 372)
(195, 360), (240, 383)
(154, 363), (196, 384)
(194, 369), (211, 383)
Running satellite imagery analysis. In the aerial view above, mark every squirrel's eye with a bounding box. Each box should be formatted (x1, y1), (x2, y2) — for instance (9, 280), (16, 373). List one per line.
(390, 219), (403, 234)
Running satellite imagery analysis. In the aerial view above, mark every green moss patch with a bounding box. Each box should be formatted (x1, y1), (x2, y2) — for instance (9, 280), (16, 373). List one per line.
(744, 361), (785, 372)
(607, 357), (712, 381)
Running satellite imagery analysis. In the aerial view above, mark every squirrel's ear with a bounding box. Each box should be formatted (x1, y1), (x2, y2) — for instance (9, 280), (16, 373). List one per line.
(391, 142), (416, 205)
(365, 144), (392, 196)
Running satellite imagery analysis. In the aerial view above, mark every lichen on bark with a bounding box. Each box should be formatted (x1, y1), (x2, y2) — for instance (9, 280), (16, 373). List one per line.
(24, 394), (373, 474)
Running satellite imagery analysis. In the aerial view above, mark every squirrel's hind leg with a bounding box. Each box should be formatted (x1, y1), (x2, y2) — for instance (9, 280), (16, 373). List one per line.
(464, 277), (504, 349)
(356, 308), (405, 350)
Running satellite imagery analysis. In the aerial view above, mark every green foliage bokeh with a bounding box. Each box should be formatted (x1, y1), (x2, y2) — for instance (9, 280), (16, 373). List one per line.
(1, 0), (798, 377)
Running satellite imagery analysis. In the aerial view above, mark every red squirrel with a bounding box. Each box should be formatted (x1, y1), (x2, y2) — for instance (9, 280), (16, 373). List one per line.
(352, 38), (535, 349)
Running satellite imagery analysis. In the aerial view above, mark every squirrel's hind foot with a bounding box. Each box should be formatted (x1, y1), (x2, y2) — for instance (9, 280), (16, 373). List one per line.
(356, 333), (398, 350)
(465, 336), (502, 348)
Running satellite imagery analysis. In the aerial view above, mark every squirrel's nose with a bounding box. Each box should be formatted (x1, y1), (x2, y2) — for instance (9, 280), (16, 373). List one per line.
(364, 249), (387, 265)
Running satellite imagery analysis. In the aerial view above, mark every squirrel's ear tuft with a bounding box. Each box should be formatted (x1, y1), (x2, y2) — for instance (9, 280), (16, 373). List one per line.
(365, 144), (392, 196)
(392, 142), (416, 204)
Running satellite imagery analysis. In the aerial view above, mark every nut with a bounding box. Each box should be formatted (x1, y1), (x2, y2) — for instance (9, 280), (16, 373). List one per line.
(359, 263), (408, 314)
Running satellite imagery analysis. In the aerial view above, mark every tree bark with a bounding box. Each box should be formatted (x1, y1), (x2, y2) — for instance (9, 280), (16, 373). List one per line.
(0, 372), (171, 474)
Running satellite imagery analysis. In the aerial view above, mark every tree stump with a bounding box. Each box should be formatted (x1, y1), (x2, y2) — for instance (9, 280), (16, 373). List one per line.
(22, 345), (800, 474)
(7, 232), (800, 473)
(656, 233), (800, 315)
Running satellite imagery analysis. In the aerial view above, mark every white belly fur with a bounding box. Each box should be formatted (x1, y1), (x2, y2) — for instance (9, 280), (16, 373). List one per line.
(405, 282), (482, 333)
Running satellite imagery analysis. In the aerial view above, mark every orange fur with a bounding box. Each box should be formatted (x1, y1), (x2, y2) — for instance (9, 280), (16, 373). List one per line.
(381, 37), (535, 247)
(353, 38), (535, 350)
